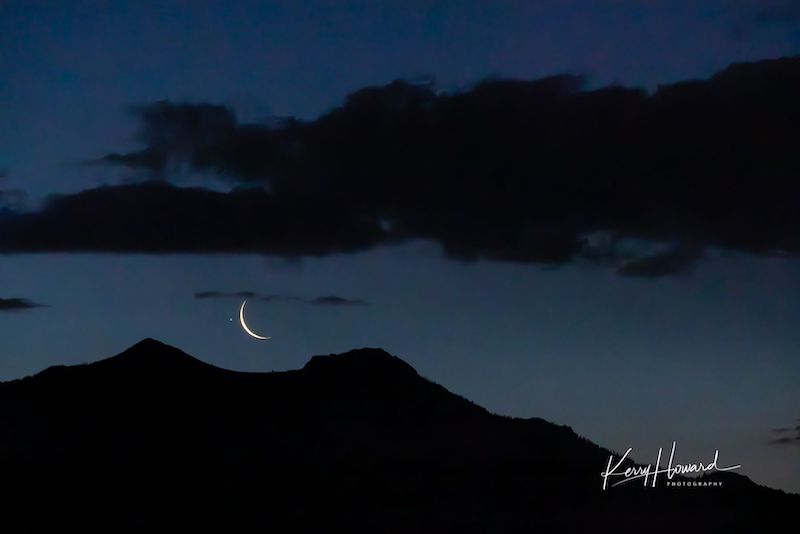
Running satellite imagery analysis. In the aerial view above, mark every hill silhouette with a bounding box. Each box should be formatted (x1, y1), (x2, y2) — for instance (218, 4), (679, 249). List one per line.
(0, 339), (795, 531)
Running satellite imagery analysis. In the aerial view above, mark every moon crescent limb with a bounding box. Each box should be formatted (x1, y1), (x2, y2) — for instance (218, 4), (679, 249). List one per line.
(239, 300), (271, 340)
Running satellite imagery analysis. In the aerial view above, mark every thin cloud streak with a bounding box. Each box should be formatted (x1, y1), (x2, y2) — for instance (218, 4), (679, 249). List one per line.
(194, 291), (369, 306)
(0, 297), (46, 312)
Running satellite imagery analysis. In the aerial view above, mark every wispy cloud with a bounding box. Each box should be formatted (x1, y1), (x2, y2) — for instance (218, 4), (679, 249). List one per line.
(308, 296), (368, 306)
(769, 419), (800, 446)
(0, 297), (46, 312)
(194, 291), (369, 306)
(195, 290), (257, 299)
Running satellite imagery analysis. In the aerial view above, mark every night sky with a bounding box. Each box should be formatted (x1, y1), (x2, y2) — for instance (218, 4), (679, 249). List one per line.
(1, 1), (799, 494)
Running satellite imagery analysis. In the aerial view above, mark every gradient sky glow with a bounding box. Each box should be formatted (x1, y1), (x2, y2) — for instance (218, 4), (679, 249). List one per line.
(1, 0), (799, 493)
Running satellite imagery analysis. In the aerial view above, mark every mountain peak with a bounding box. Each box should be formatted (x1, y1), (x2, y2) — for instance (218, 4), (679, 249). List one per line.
(302, 347), (420, 380)
(92, 337), (217, 374)
(129, 337), (170, 351)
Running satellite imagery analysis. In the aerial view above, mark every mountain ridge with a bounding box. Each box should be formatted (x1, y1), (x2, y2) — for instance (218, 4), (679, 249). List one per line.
(0, 338), (795, 532)
(6, 340), (426, 383)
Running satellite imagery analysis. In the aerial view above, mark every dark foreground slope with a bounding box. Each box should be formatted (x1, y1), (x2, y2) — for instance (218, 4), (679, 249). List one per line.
(0, 339), (795, 532)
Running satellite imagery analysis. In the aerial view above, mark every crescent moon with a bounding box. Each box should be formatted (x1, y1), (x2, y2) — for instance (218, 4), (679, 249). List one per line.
(239, 300), (271, 340)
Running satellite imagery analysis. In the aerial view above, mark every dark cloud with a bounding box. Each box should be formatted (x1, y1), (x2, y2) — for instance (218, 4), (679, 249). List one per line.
(769, 421), (800, 446)
(1, 57), (799, 277)
(195, 291), (298, 303)
(195, 291), (369, 306)
(195, 291), (257, 299)
(770, 435), (800, 446)
(0, 182), (387, 256)
(309, 296), (368, 306)
(0, 297), (46, 312)
(94, 102), (239, 178)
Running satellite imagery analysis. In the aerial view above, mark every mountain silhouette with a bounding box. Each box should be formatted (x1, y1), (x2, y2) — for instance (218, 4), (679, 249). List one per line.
(0, 339), (795, 532)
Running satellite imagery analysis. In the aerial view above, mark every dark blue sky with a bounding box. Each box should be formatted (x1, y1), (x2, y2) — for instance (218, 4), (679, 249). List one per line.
(3, 0), (799, 199)
(1, 0), (799, 493)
